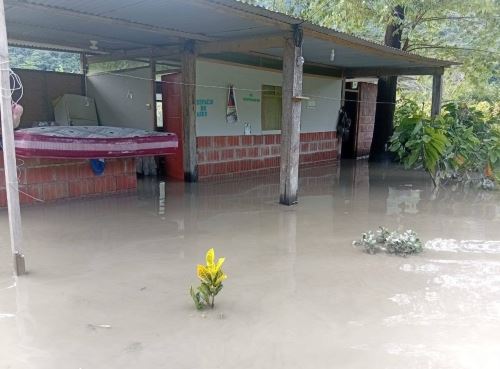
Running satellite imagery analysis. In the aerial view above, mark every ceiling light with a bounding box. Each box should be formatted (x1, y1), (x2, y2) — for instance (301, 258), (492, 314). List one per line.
(89, 40), (99, 50)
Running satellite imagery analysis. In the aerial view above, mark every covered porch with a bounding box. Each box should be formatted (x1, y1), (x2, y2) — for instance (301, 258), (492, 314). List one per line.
(2, 0), (453, 205)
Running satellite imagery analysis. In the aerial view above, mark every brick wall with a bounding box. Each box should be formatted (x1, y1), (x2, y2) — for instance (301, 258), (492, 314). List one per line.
(0, 157), (136, 207)
(197, 131), (337, 179)
(355, 82), (377, 158)
(13, 69), (85, 127)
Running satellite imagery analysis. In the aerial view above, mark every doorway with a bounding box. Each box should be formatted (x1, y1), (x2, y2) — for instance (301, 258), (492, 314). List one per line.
(161, 72), (184, 180)
(341, 90), (359, 159)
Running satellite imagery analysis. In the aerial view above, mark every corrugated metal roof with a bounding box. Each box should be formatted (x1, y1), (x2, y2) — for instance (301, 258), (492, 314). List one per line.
(4, 0), (454, 73)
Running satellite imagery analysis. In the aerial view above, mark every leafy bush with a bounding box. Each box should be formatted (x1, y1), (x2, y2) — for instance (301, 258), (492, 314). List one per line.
(394, 98), (423, 127)
(353, 230), (379, 254)
(390, 101), (500, 187)
(190, 248), (227, 310)
(385, 230), (424, 256)
(353, 227), (423, 257)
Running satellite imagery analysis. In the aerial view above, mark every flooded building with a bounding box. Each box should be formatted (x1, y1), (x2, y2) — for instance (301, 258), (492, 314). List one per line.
(1, 0), (453, 208)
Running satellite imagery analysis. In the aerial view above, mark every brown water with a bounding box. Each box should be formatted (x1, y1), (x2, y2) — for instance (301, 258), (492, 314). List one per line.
(1, 161), (499, 369)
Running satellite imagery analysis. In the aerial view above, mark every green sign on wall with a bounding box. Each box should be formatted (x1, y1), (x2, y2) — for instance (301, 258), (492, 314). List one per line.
(243, 93), (260, 103)
(196, 99), (214, 118)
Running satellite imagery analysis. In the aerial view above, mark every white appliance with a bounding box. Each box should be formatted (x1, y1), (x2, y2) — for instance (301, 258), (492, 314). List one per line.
(53, 94), (99, 126)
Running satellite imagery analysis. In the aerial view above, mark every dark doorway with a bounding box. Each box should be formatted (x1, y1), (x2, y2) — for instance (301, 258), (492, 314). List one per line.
(341, 90), (359, 159)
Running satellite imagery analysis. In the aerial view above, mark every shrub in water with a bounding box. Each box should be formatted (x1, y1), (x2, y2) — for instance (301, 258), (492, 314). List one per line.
(385, 230), (423, 256)
(353, 227), (423, 257)
(354, 230), (378, 254)
(389, 101), (499, 187)
(190, 248), (227, 309)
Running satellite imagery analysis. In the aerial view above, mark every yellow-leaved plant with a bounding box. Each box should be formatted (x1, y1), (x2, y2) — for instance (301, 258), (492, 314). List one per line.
(190, 248), (227, 309)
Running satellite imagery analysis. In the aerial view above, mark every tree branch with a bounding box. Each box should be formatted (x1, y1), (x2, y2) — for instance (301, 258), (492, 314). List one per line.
(420, 16), (496, 22)
(401, 9), (428, 51)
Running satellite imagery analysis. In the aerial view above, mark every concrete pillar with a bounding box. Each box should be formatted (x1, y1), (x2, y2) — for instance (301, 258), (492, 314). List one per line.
(431, 74), (443, 117)
(279, 30), (303, 205)
(181, 40), (197, 182)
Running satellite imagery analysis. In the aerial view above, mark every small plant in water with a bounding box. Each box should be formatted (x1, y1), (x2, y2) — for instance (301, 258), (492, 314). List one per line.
(354, 230), (379, 254)
(353, 227), (423, 257)
(190, 248), (227, 310)
(385, 230), (423, 256)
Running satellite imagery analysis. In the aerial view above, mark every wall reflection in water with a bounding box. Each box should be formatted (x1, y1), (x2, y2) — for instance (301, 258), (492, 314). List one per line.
(133, 160), (499, 228)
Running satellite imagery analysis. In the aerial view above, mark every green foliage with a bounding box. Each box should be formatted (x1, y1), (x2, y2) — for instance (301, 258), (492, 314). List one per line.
(250, 0), (500, 103)
(385, 230), (424, 256)
(353, 230), (379, 254)
(394, 98), (424, 127)
(190, 248), (227, 310)
(9, 47), (81, 73)
(353, 227), (423, 257)
(390, 101), (500, 186)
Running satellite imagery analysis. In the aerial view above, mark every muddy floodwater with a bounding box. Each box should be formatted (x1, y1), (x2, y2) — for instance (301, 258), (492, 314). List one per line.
(1, 161), (499, 369)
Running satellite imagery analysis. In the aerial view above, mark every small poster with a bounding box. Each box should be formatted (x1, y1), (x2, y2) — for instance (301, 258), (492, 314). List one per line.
(226, 85), (238, 124)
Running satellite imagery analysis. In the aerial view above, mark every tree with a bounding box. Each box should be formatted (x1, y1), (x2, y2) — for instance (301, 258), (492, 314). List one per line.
(370, 5), (404, 162)
(250, 0), (499, 158)
(9, 47), (81, 73)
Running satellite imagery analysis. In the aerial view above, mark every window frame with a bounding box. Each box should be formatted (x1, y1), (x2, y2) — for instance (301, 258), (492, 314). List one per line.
(261, 84), (283, 132)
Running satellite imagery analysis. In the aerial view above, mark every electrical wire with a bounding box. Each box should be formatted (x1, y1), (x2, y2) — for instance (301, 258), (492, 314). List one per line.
(98, 69), (476, 106)
(95, 69), (400, 105)
(0, 60), (24, 103)
(0, 61), (43, 202)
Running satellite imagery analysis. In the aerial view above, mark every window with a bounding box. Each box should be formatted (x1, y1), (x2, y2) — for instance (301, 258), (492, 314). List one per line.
(9, 47), (82, 74)
(261, 85), (282, 131)
(155, 81), (163, 129)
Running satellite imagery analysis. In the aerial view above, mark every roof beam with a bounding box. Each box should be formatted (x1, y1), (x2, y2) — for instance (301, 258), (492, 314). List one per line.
(303, 28), (450, 68)
(7, 20), (151, 49)
(87, 46), (182, 63)
(6, 0), (215, 41)
(198, 34), (285, 54)
(303, 63), (343, 78)
(246, 50), (343, 77)
(88, 35), (284, 63)
(9, 37), (107, 54)
(345, 66), (445, 77)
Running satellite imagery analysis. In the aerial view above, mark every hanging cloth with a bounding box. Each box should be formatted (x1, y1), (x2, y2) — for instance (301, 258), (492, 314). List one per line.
(226, 85), (238, 124)
(336, 108), (351, 141)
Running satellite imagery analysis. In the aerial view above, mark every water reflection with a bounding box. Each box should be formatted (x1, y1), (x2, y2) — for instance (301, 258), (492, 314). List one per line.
(386, 256), (500, 328)
(133, 160), (498, 222)
(1, 159), (499, 369)
(426, 239), (500, 254)
(386, 187), (421, 215)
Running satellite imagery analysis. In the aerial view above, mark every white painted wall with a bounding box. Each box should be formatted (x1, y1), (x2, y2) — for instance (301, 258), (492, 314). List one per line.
(86, 67), (155, 130)
(85, 61), (341, 135)
(196, 59), (341, 136)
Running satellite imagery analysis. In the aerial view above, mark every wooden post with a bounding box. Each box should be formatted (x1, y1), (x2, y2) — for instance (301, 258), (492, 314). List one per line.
(80, 53), (88, 75)
(0, 0), (26, 276)
(279, 31), (303, 206)
(80, 53), (88, 96)
(150, 58), (157, 129)
(337, 76), (346, 160)
(431, 74), (443, 117)
(181, 40), (197, 182)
